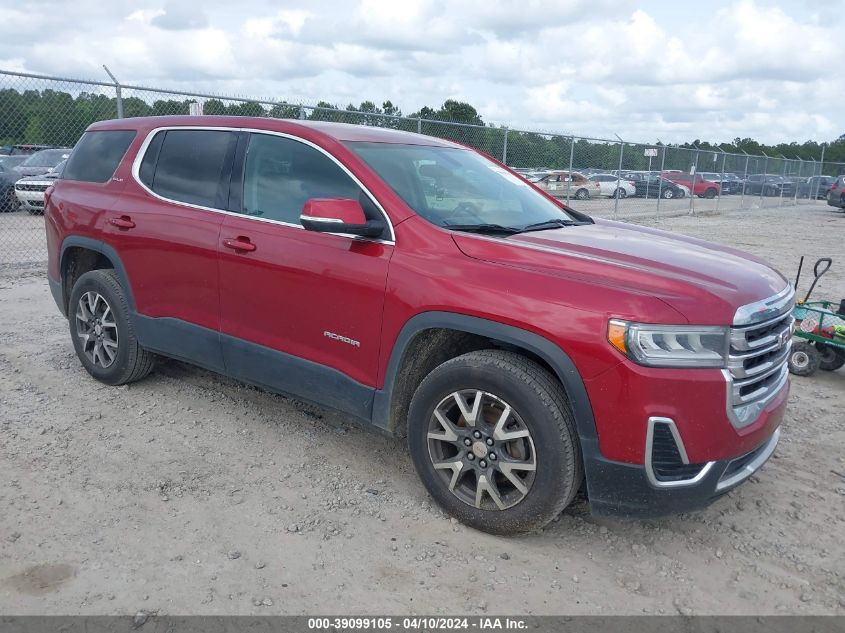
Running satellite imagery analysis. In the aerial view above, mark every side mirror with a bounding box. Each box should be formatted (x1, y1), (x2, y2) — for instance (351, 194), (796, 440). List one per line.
(300, 198), (385, 238)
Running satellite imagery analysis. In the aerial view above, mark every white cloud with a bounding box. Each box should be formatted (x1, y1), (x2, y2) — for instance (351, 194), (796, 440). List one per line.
(0, 0), (841, 144)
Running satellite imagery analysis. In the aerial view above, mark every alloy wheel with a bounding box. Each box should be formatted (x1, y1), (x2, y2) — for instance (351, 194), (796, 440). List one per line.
(427, 390), (536, 511)
(75, 291), (119, 368)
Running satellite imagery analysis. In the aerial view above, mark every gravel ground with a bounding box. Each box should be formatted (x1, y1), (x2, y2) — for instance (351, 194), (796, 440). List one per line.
(0, 203), (843, 616)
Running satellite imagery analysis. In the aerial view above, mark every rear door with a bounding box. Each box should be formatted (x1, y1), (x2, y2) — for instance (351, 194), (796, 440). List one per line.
(217, 131), (393, 418)
(103, 127), (238, 371)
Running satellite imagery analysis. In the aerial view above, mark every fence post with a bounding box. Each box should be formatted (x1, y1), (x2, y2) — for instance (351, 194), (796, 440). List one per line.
(688, 146), (699, 216)
(566, 137), (575, 204)
(740, 151), (750, 208)
(818, 144), (826, 201)
(502, 128), (509, 164)
(716, 148), (727, 213)
(656, 143), (666, 215)
(102, 65), (123, 119)
(759, 152), (769, 205)
(613, 135), (624, 220)
(779, 155), (788, 207)
(417, 118), (422, 134)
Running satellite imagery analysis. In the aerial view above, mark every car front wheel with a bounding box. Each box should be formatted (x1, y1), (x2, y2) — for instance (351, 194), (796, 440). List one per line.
(662, 189), (674, 199)
(408, 350), (583, 535)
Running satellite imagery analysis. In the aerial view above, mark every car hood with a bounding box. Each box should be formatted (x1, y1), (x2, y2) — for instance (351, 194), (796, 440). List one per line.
(452, 218), (788, 325)
(14, 166), (57, 177)
(17, 173), (59, 183)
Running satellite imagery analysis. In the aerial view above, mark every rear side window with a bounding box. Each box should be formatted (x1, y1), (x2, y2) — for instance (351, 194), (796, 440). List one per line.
(141, 129), (237, 208)
(63, 131), (136, 183)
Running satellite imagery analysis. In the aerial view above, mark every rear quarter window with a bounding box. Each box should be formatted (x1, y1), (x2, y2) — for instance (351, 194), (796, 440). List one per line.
(63, 130), (137, 183)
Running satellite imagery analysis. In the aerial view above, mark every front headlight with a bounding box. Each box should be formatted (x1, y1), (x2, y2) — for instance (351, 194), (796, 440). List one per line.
(607, 319), (729, 368)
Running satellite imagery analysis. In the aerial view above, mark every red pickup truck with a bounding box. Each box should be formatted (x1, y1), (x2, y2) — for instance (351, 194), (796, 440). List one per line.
(45, 117), (790, 534)
(662, 172), (721, 198)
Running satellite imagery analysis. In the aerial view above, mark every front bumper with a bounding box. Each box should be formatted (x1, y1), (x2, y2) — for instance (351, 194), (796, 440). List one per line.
(587, 426), (781, 518)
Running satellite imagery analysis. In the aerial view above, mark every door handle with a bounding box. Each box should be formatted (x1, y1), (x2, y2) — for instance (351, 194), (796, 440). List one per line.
(109, 215), (135, 230)
(222, 237), (256, 252)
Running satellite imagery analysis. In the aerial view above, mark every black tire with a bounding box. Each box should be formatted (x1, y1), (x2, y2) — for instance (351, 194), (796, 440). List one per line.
(68, 269), (155, 385)
(661, 188), (674, 199)
(407, 350), (583, 535)
(1, 187), (16, 212)
(816, 343), (845, 371)
(703, 188), (717, 199)
(574, 188), (589, 200)
(788, 342), (820, 377)
(613, 188), (627, 199)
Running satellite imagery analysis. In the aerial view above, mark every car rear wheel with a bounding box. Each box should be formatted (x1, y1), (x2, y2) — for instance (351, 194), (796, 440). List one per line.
(574, 188), (589, 200)
(703, 188), (717, 199)
(408, 350), (582, 535)
(613, 188), (627, 198)
(661, 188), (674, 199)
(69, 269), (155, 385)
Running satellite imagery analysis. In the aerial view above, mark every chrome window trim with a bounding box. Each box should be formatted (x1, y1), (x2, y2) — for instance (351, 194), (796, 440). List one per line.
(644, 417), (715, 489)
(129, 125), (396, 245)
(715, 427), (780, 492)
(300, 214), (343, 223)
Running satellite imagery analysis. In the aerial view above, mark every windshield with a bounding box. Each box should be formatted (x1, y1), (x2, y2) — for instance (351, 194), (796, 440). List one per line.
(22, 149), (70, 168)
(347, 142), (583, 230)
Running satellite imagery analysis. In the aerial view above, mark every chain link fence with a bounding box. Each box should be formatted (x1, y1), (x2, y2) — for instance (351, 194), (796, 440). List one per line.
(2, 68), (843, 265)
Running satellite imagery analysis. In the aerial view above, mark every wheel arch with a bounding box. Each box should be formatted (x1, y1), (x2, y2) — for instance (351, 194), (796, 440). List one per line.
(58, 237), (135, 316)
(372, 312), (599, 451)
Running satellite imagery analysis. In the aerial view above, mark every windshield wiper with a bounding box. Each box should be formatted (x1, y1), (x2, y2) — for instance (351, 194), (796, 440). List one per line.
(518, 218), (581, 232)
(445, 223), (521, 235)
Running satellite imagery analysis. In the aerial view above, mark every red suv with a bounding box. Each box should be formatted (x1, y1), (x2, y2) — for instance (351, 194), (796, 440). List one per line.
(662, 172), (721, 198)
(45, 117), (791, 535)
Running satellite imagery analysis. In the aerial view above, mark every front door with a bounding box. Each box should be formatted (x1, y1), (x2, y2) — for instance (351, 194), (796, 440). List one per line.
(218, 132), (393, 420)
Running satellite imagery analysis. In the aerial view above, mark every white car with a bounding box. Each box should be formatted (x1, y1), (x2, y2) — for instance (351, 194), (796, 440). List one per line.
(15, 160), (64, 214)
(588, 174), (636, 198)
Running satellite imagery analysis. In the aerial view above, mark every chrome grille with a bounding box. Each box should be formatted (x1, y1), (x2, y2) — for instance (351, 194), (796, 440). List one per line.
(725, 288), (793, 428)
(15, 183), (48, 192)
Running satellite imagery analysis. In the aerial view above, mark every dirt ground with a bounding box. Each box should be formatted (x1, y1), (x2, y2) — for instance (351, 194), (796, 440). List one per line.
(0, 203), (843, 616)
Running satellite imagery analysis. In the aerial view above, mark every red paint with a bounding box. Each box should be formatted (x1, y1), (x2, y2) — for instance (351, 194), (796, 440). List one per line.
(46, 116), (789, 470)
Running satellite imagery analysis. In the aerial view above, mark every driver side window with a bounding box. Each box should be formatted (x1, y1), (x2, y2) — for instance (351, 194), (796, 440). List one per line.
(242, 133), (362, 224)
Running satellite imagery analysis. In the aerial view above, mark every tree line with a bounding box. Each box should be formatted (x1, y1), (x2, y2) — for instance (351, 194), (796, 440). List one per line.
(1, 87), (842, 173)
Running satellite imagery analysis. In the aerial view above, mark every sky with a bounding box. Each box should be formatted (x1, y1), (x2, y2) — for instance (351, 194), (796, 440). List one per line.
(0, 0), (842, 145)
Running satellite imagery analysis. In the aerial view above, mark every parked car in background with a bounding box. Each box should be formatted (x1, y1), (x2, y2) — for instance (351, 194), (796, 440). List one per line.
(662, 173), (720, 198)
(699, 172), (743, 195)
(797, 175), (835, 199)
(8, 143), (62, 156)
(0, 158), (29, 211)
(12, 148), (72, 177)
(534, 171), (601, 199)
(588, 173), (636, 198)
(15, 159), (65, 215)
(632, 176), (687, 199)
(743, 174), (796, 197)
(0, 145), (11, 155)
(827, 176), (845, 210)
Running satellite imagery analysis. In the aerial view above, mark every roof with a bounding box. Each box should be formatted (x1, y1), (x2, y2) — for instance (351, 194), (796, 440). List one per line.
(88, 116), (464, 148)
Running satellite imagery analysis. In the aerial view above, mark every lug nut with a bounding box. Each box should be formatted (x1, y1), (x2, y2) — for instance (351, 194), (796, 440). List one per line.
(489, 453), (497, 461)
(467, 453), (475, 461)
(486, 438), (494, 446)
(473, 430), (482, 439)
(463, 438), (472, 446)
(479, 460), (487, 468)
